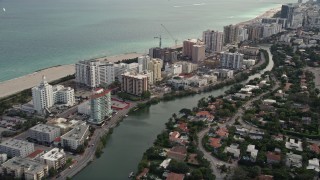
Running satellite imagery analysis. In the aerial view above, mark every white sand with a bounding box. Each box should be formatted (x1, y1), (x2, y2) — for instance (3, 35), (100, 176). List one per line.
(0, 53), (143, 98)
(0, 65), (75, 98)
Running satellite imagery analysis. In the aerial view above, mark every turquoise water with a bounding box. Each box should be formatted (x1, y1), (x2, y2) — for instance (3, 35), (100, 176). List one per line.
(0, 0), (295, 82)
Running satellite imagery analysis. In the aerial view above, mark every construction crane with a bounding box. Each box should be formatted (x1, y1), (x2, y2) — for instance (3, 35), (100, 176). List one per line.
(154, 35), (162, 48)
(161, 24), (178, 47)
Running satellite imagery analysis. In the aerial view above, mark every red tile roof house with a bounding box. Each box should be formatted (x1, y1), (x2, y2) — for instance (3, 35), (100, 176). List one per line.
(166, 172), (185, 180)
(196, 111), (214, 121)
(310, 144), (320, 154)
(177, 122), (189, 133)
(167, 146), (187, 162)
(216, 127), (229, 139)
(169, 131), (187, 146)
(209, 138), (221, 153)
(266, 152), (281, 164)
(136, 168), (149, 180)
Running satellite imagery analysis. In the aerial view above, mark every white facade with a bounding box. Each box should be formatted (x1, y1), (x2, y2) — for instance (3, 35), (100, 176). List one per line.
(88, 88), (112, 125)
(32, 76), (54, 115)
(61, 123), (89, 150)
(0, 139), (34, 158)
(220, 52), (244, 70)
(262, 23), (282, 38)
(28, 124), (61, 145)
(53, 85), (75, 106)
(40, 148), (66, 170)
(138, 55), (151, 71)
(99, 62), (115, 87)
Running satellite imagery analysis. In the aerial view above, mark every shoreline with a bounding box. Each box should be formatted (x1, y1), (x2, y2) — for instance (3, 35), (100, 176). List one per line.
(0, 53), (143, 99)
(0, 7), (280, 99)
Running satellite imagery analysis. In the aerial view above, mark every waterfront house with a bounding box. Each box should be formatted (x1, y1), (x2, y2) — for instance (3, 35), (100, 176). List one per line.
(166, 172), (185, 180)
(167, 146), (187, 162)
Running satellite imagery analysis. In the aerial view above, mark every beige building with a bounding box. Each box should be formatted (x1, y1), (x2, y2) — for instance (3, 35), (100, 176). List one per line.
(148, 59), (163, 82)
(121, 72), (149, 96)
(192, 45), (206, 63)
(0, 157), (48, 180)
(40, 148), (66, 170)
(182, 39), (198, 58)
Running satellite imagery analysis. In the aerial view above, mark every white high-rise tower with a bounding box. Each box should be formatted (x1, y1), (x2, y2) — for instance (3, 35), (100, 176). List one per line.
(32, 76), (54, 114)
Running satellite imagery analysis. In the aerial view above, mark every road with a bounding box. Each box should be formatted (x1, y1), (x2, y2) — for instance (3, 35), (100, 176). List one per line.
(197, 128), (236, 180)
(56, 101), (135, 180)
(196, 48), (279, 180)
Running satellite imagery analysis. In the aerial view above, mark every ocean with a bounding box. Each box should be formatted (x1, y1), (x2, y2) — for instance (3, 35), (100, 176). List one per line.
(0, 0), (296, 82)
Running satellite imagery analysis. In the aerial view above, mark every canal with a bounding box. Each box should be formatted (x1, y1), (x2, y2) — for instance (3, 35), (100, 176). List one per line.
(75, 45), (273, 179)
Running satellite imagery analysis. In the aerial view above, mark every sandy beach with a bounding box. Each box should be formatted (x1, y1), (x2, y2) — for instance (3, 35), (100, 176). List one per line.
(0, 53), (143, 99)
(237, 6), (281, 26)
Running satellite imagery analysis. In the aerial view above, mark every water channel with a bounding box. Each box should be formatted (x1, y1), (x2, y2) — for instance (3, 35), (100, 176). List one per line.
(75, 45), (274, 179)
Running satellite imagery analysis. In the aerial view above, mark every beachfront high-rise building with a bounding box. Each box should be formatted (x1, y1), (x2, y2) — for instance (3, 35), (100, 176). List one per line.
(75, 60), (115, 88)
(182, 39), (198, 59)
(202, 30), (224, 53)
(32, 76), (54, 115)
(99, 62), (115, 87)
(223, 25), (240, 44)
(246, 24), (264, 41)
(192, 45), (206, 63)
(149, 48), (178, 63)
(138, 55), (151, 71)
(121, 72), (149, 96)
(280, 4), (295, 27)
(32, 77), (75, 114)
(75, 60), (100, 88)
(148, 59), (163, 82)
(88, 88), (112, 125)
(220, 52), (244, 70)
(52, 85), (75, 107)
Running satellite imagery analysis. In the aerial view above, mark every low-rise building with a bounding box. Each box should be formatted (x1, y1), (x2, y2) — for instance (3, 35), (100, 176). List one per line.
(285, 138), (303, 151)
(0, 157), (48, 180)
(160, 158), (171, 169)
(307, 158), (320, 172)
(166, 172), (185, 180)
(224, 144), (240, 158)
(167, 146), (187, 162)
(247, 144), (258, 162)
(286, 152), (302, 168)
(39, 148), (66, 170)
(28, 124), (61, 145)
(266, 151), (281, 164)
(0, 139), (34, 158)
(61, 123), (89, 151)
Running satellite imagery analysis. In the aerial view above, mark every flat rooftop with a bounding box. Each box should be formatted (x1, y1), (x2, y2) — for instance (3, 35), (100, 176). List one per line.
(40, 148), (65, 161)
(30, 124), (60, 133)
(2, 157), (46, 174)
(61, 123), (89, 141)
(0, 139), (33, 150)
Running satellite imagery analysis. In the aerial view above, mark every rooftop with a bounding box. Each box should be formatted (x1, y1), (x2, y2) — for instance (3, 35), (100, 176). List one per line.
(61, 123), (89, 141)
(30, 123), (60, 133)
(27, 149), (44, 159)
(40, 148), (65, 161)
(209, 138), (221, 148)
(2, 157), (47, 174)
(0, 139), (34, 150)
(166, 172), (185, 180)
